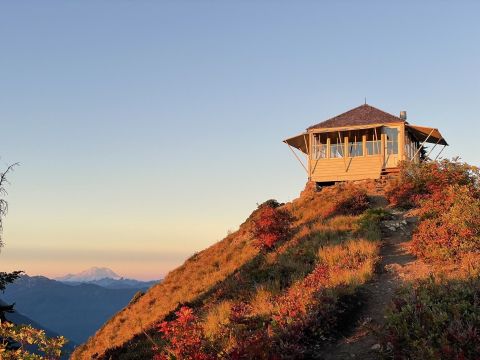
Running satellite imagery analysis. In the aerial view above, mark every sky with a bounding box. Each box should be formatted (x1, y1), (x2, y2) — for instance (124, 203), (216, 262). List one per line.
(0, 1), (479, 280)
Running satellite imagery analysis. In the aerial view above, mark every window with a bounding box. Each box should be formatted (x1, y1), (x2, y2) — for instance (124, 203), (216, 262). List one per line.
(312, 134), (327, 160)
(349, 141), (363, 157)
(366, 141), (381, 155)
(405, 133), (419, 160)
(330, 142), (344, 158)
(365, 130), (381, 156)
(384, 128), (399, 155)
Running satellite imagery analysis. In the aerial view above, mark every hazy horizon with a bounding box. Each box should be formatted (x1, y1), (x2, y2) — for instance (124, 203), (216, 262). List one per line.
(1, 1), (479, 280)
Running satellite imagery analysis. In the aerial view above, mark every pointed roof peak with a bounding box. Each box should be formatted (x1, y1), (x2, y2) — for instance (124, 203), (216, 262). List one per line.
(307, 104), (405, 130)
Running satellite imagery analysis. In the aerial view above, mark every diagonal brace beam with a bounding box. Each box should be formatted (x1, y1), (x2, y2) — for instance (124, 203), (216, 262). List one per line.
(285, 142), (309, 175)
(411, 128), (435, 160)
(434, 145), (447, 161)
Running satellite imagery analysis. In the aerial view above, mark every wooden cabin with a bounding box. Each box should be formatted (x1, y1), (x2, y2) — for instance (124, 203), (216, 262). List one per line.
(284, 104), (448, 185)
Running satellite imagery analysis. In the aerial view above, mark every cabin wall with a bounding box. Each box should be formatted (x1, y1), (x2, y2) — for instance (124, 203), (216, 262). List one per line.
(309, 156), (383, 182)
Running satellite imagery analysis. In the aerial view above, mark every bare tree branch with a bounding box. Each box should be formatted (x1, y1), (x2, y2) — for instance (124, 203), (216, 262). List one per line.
(0, 162), (19, 248)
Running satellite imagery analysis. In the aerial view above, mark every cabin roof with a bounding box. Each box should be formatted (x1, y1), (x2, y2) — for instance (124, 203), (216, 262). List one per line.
(307, 104), (404, 130)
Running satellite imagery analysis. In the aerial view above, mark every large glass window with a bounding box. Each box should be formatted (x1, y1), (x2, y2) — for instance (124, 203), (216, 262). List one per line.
(312, 133), (327, 160)
(405, 133), (419, 160)
(366, 141), (381, 155)
(365, 129), (381, 155)
(349, 141), (363, 157)
(330, 142), (344, 158)
(384, 127), (399, 155)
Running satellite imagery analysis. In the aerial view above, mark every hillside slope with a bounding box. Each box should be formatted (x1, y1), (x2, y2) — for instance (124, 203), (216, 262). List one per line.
(72, 182), (383, 359)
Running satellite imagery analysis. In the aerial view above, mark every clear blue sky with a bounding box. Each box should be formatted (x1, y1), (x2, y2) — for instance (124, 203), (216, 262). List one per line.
(0, 1), (479, 279)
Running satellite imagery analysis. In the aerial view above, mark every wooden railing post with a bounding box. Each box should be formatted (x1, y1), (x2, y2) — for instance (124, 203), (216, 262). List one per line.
(399, 124), (405, 161)
(381, 133), (386, 167)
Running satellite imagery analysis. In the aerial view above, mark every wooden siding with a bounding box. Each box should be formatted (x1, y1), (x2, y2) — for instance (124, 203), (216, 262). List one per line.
(309, 156), (383, 182)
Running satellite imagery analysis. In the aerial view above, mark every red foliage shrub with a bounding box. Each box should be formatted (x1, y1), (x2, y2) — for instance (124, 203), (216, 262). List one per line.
(386, 179), (417, 209)
(411, 185), (480, 261)
(387, 159), (480, 261)
(156, 305), (274, 360)
(386, 159), (479, 208)
(271, 264), (337, 355)
(273, 264), (329, 328)
(154, 306), (214, 360)
(252, 205), (294, 251)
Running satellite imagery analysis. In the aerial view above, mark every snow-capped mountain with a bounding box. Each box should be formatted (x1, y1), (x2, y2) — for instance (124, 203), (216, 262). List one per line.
(54, 267), (160, 289)
(55, 267), (121, 282)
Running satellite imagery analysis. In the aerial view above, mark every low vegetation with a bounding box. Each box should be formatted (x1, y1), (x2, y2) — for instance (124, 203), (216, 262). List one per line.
(386, 159), (480, 261)
(384, 159), (480, 359)
(0, 321), (67, 360)
(384, 276), (480, 360)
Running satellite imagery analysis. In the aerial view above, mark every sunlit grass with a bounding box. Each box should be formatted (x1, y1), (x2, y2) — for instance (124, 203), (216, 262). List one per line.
(203, 300), (232, 340)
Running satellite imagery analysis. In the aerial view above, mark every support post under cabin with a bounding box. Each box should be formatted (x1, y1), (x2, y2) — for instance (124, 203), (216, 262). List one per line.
(307, 133), (312, 180)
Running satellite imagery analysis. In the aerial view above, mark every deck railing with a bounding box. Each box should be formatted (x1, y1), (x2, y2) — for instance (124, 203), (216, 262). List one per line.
(313, 140), (382, 160)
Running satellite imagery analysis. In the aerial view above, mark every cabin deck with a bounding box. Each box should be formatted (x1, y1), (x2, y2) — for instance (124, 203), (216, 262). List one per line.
(310, 156), (384, 182)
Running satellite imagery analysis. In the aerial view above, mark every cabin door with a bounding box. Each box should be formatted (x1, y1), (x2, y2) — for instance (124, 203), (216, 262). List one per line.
(383, 127), (399, 168)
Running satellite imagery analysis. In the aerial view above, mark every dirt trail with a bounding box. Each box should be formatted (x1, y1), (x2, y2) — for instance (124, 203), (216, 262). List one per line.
(318, 195), (421, 360)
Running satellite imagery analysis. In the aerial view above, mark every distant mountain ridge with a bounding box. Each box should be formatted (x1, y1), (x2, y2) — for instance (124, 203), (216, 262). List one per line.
(1, 275), (152, 344)
(0, 298), (76, 358)
(63, 277), (159, 290)
(55, 266), (159, 289)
